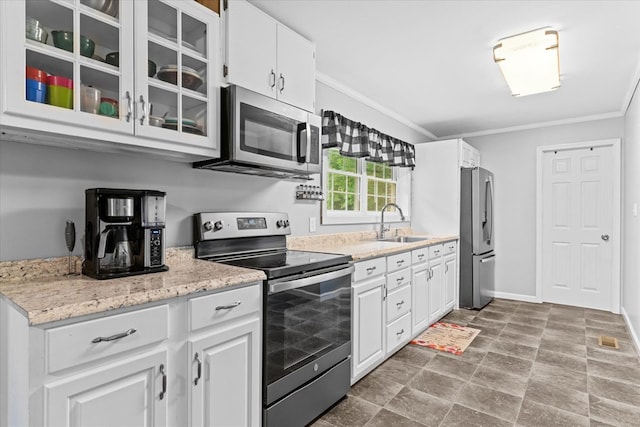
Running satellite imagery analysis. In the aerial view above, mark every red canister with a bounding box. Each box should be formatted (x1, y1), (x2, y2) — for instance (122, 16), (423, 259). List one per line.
(26, 66), (47, 83)
(46, 75), (73, 89)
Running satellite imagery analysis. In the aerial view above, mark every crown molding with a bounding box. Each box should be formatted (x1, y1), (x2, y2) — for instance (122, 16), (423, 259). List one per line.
(316, 71), (438, 140)
(439, 111), (624, 140)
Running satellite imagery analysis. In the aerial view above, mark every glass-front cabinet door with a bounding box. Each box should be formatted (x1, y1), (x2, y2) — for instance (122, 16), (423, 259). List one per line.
(2, 0), (218, 157)
(133, 0), (217, 151)
(4, 0), (135, 135)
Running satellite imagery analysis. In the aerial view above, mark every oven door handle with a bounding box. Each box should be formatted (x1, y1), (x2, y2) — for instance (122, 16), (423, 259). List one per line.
(268, 265), (355, 294)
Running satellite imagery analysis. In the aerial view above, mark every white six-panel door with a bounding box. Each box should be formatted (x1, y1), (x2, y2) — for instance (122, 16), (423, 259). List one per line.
(540, 142), (619, 311)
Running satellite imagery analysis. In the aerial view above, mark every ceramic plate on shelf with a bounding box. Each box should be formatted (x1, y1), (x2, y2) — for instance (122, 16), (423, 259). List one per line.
(161, 123), (204, 135)
(163, 116), (198, 127)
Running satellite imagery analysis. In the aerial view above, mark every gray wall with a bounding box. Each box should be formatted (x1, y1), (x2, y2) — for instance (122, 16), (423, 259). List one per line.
(0, 81), (425, 261)
(623, 87), (640, 347)
(465, 117), (625, 299)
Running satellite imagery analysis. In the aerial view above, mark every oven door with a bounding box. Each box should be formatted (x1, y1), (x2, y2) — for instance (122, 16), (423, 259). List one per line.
(264, 265), (354, 406)
(229, 85), (320, 174)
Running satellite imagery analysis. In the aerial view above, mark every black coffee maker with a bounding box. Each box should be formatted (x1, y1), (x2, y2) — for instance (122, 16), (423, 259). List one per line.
(83, 188), (168, 279)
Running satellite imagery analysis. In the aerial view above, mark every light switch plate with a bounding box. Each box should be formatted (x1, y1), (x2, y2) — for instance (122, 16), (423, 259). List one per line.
(309, 217), (317, 233)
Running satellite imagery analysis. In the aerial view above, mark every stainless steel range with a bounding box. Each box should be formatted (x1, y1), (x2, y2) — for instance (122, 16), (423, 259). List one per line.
(194, 212), (353, 427)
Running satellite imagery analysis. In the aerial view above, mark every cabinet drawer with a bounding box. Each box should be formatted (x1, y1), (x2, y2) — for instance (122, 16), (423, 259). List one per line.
(46, 305), (169, 374)
(429, 244), (444, 260)
(443, 241), (457, 255)
(190, 284), (261, 331)
(387, 251), (411, 273)
(353, 257), (386, 282)
(412, 247), (428, 264)
(386, 284), (411, 323)
(386, 312), (412, 354)
(387, 268), (411, 292)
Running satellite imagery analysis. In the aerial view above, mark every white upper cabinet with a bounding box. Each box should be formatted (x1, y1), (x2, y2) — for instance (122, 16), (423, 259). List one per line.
(0, 0), (219, 159)
(224, 0), (316, 112)
(460, 140), (480, 168)
(275, 24), (316, 111)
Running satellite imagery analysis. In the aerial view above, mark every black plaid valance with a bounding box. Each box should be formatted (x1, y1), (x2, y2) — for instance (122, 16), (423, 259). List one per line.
(321, 110), (416, 168)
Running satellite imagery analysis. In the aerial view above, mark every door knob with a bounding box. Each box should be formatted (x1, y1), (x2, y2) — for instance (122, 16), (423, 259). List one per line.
(601, 234), (610, 241)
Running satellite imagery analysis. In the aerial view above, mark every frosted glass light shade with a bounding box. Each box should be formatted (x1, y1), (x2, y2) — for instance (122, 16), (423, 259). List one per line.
(493, 28), (560, 97)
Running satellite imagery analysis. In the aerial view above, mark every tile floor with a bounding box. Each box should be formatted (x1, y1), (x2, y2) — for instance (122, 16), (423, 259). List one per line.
(312, 299), (640, 427)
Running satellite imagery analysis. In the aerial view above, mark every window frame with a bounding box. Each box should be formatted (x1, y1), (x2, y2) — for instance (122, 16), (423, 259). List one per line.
(321, 148), (411, 225)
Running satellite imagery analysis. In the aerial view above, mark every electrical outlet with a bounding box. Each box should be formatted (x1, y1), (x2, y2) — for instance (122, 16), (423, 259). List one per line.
(309, 217), (317, 233)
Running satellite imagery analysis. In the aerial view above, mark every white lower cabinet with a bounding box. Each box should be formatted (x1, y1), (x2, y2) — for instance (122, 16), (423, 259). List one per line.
(444, 253), (457, 312)
(188, 284), (262, 427)
(351, 274), (386, 382)
(189, 316), (260, 427)
(385, 312), (412, 355)
(350, 240), (459, 384)
(23, 282), (262, 427)
(428, 255), (444, 324)
(411, 262), (429, 335)
(46, 349), (168, 427)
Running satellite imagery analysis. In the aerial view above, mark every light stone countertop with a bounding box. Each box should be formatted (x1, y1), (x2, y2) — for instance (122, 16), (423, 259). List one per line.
(0, 248), (265, 326)
(0, 230), (456, 326)
(288, 230), (458, 261)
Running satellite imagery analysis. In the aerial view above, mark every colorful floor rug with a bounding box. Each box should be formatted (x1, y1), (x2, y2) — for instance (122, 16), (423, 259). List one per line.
(411, 322), (481, 355)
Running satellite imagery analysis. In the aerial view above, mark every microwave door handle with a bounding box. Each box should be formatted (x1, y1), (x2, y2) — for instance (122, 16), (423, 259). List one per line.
(269, 265), (355, 294)
(296, 122), (307, 163)
(305, 122), (311, 164)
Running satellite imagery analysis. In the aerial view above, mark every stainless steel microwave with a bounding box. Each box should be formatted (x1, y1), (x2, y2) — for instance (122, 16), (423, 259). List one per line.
(193, 85), (321, 180)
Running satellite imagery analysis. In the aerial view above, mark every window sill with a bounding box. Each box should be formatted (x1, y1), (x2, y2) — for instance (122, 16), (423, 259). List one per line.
(321, 212), (410, 226)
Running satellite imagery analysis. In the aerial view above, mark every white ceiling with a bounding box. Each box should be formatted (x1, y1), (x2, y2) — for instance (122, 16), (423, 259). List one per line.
(249, 0), (640, 140)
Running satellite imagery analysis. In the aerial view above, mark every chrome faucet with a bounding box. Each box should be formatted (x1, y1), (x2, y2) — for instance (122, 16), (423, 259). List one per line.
(379, 203), (405, 239)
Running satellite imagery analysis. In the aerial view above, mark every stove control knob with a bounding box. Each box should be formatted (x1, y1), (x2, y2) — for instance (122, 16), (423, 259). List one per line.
(285, 220), (290, 228)
(204, 221), (224, 231)
(276, 220), (285, 228)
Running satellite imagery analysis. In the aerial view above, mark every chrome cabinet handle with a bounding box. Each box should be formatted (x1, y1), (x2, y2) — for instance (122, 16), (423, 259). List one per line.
(279, 73), (285, 93)
(139, 95), (147, 125)
(601, 234), (610, 241)
(396, 276), (404, 283)
(417, 254), (425, 260)
(366, 266), (377, 274)
(396, 329), (405, 336)
(194, 353), (202, 386)
(91, 328), (136, 343)
(270, 69), (276, 89)
(159, 364), (167, 400)
(125, 91), (133, 122)
(397, 260), (405, 266)
(434, 250), (440, 255)
(396, 300), (405, 308)
(215, 301), (241, 310)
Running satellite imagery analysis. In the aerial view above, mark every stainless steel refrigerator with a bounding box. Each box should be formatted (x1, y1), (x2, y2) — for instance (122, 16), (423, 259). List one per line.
(459, 167), (495, 309)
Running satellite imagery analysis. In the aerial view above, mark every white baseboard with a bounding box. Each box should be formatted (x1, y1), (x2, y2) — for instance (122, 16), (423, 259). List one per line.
(621, 306), (640, 356)
(492, 291), (541, 304)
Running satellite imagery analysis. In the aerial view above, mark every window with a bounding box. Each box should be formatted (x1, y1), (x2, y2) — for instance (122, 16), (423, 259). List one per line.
(322, 148), (411, 224)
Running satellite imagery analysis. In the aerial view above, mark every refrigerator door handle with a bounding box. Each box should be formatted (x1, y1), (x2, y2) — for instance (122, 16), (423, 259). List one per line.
(480, 255), (496, 263)
(484, 177), (494, 243)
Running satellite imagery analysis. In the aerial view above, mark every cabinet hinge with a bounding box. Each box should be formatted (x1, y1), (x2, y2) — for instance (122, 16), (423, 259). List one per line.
(223, 64), (228, 77)
(223, 0), (228, 11)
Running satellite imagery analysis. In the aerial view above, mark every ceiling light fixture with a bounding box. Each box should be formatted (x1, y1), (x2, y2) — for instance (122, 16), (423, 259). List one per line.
(493, 27), (560, 97)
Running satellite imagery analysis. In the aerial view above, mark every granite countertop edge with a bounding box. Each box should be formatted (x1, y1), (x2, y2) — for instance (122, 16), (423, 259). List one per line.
(292, 234), (459, 262)
(0, 233), (458, 325)
(0, 257), (266, 326)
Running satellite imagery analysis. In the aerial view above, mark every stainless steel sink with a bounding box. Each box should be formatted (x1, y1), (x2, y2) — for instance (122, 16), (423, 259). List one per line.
(377, 236), (429, 243)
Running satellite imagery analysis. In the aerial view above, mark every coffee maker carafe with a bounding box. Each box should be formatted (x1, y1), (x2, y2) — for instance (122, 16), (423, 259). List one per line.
(83, 188), (168, 279)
